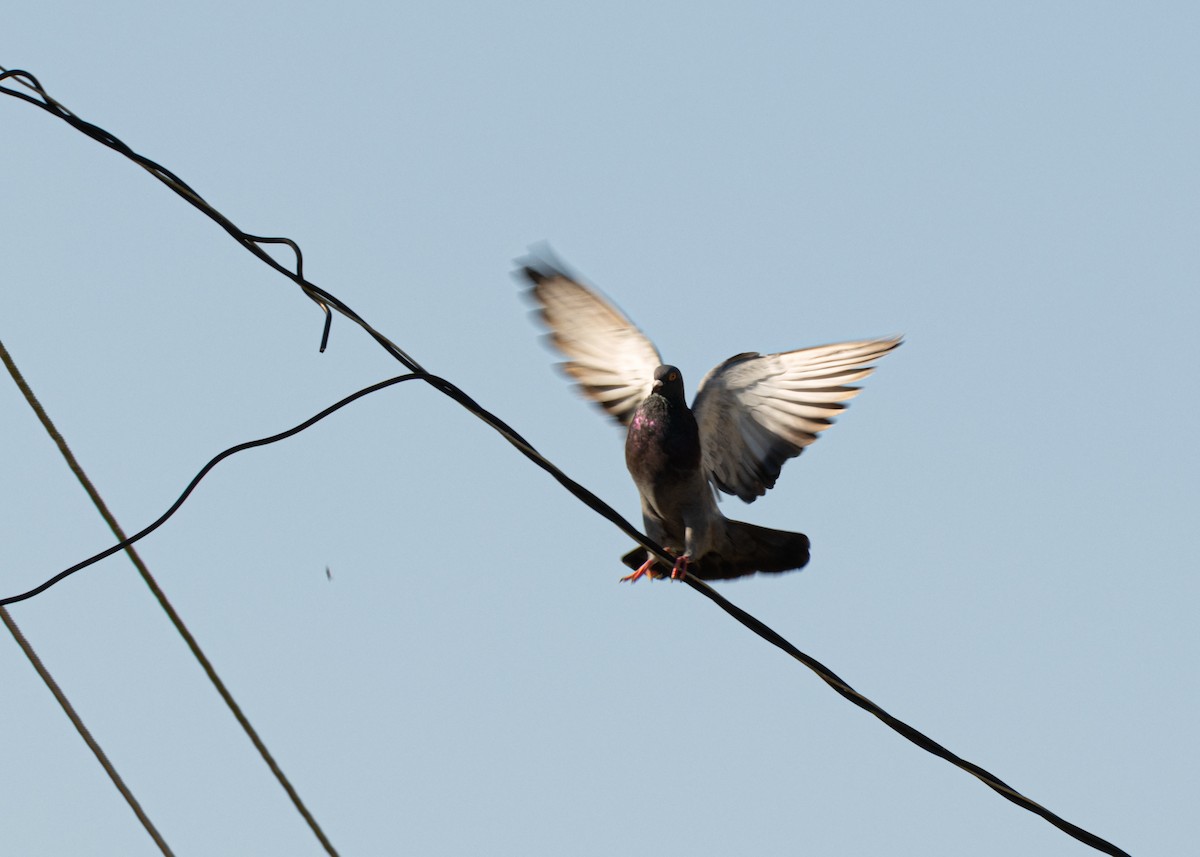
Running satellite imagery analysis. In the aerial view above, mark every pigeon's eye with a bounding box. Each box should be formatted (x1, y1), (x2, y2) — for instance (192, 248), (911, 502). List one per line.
(668, 371), (678, 382)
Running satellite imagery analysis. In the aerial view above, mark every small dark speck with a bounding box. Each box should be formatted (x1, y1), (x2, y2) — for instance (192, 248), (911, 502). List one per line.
(325, 566), (332, 581)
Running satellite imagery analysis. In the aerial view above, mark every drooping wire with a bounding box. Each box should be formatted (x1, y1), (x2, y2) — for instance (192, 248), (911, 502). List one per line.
(1, 606), (175, 856)
(0, 369), (421, 608)
(0, 338), (339, 857)
(0, 66), (1131, 857)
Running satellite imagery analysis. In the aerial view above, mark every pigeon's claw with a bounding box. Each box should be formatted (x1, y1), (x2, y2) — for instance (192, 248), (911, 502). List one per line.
(670, 555), (691, 581)
(620, 557), (658, 584)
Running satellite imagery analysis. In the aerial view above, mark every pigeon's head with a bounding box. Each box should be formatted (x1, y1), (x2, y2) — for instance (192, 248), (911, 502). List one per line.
(653, 364), (687, 403)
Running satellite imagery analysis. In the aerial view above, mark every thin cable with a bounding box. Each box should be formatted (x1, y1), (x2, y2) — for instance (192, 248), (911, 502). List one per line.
(682, 578), (1132, 857)
(0, 66), (1131, 856)
(0, 66), (407, 366)
(0, 338), (338, 857)
(1, 606), (175, 856)
(0, 372), (421, 607)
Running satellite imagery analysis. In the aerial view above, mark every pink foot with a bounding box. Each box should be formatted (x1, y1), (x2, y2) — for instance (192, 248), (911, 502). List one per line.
(620, 557), (658, 584)
(671, 555), (690, 581)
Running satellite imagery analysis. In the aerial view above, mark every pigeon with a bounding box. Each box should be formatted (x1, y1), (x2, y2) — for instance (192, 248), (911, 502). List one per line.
(518, 258), (900, 582)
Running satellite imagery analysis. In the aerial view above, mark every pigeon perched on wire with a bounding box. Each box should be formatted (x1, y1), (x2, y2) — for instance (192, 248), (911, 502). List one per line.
(518, 257), (900, 583)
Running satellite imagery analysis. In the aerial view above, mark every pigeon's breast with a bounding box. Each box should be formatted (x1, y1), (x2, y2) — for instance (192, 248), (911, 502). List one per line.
(624, 395), (702, 495)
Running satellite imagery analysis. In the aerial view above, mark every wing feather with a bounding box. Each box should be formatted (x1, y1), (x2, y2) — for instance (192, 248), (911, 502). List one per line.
(694, 336), (902, 501)
(518, 262), (662, 425)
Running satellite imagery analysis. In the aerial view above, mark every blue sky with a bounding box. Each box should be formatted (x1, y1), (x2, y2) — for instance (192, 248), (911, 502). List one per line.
(2, 3), (1196, 854)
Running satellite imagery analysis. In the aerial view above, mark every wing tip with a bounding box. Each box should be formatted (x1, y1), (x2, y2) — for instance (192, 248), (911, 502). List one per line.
(517, 264), (548, 286)
(513, 243), (578, 287)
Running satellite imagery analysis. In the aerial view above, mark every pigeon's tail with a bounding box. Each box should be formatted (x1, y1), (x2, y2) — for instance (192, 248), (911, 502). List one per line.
(619, 522), (810, 581)
(711, 520), (811, 580)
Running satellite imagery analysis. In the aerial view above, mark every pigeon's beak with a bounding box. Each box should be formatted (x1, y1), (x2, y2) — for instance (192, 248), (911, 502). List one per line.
(652, 379), (663, 391)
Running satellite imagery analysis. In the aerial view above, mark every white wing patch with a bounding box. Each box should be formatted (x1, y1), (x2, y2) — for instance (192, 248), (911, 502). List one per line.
(522, 266), (663, 425)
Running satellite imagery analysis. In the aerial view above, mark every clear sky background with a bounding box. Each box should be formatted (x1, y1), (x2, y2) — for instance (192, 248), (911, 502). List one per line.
(2, 3), (1196, 855)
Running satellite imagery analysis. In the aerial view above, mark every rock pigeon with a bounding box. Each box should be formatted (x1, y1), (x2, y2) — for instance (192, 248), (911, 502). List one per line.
(518, 258), (900, 582)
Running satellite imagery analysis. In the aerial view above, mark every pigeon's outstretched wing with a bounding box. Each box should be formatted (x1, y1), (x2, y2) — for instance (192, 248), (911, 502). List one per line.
(693, 336), (902, 502)
(520, 263), (662, 425)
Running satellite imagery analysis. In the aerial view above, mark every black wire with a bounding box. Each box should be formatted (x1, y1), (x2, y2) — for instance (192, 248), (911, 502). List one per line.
(0, 68), (396, 367)
(1, 66), (1131, 857)
(683, 580), (1131, 856)
(0, 374), (419, 607)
